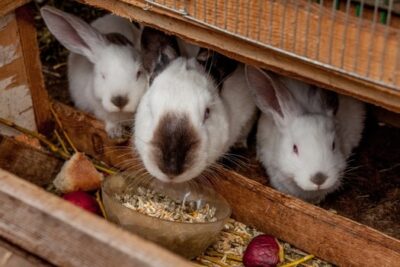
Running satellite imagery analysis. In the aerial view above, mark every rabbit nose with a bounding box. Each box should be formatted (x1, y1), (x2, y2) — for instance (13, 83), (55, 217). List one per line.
(111, 95), (128, 109)
(311, 172), (328, 186)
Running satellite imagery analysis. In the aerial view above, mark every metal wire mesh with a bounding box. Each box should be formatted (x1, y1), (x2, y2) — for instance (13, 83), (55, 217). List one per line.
(145, 0), (400, 90)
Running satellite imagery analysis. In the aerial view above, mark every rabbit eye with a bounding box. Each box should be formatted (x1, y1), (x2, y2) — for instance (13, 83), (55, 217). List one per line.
(293, 144), (298, 155)
(203, 107), (211, 122)
(101, 73), (106, 79)
(332, 141), (336, 151)
(136, 70), (142, 80)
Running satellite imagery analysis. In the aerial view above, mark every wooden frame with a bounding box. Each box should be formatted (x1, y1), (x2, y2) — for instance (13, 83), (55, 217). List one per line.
(0, 0), (29, 17)
(15, 6), (53, 134)
(0, 4), (53, 136)
(79, 0), (400, 113)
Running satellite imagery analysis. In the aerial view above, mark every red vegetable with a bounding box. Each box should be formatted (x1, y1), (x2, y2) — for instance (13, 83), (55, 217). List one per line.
(63, 191), (100, 214)
(243, 234), (283, 267)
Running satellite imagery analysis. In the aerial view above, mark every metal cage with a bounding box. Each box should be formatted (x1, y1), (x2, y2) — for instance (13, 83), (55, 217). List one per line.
(145, 0), (400, 91)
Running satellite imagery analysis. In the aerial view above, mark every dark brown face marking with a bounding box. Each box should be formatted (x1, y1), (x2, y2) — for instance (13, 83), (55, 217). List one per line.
(151, 113), (200, 178)
(105, 33), (133, 46)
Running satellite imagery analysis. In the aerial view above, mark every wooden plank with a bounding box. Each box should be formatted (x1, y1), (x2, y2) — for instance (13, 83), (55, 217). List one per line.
(0, 168), (191, 267)
(79, 0), (400, 113)
(0, 135), (62, 187)
(0, 0), (29, 17)
(53, 102), (400, 266)
(16, 5), (53, 135)
(53, 102), (138, 169)
(0, 237), (52, 267)
(0, 11), (37, 136)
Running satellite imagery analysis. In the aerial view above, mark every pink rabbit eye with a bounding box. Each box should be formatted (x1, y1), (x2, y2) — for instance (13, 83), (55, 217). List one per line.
(203, 107), (210, 122)
(293, 144), (298, 155)
(332, 141), (336, 151)
(136, 70), (142, 80)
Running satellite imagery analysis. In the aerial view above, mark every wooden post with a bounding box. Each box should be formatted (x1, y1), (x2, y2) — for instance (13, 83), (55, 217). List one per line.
(0, 4), (53, 136)
(16, 5), (53, 135)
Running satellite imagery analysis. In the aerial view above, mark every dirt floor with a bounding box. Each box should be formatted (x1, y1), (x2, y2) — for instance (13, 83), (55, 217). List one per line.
(33, 1), (400, 239)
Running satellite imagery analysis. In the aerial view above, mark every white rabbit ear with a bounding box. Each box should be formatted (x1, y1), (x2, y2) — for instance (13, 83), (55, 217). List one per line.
(140, 27), (180, 81)
(245, 65), (301, 122)
(40, 6), (106, 63)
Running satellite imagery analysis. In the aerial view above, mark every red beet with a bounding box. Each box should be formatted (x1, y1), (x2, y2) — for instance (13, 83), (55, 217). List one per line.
(63, 191), (100, 214)
(243, 234), (282, 267)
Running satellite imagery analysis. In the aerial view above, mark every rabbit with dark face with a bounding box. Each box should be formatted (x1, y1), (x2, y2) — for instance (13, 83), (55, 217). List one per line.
(134, 28), (257, 183)
(41, 6), (147, 138)
(246, 66), (365, 203)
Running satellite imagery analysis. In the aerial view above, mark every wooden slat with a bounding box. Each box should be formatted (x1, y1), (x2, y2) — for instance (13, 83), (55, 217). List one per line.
(79, 0), (400, 113)
(0, 237), (52, 267)
(53, 102), (138, 169)
(0, 0), (29, 17)
(0, 135), (62, 187)
(53, 102), (400, 267)
(0, 168), (191, 267)
(16, 5), (54, 135)
(0, 11), (38, 136)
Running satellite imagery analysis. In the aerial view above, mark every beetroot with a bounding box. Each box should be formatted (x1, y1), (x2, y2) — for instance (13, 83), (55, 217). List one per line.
(63, 191), (100, 214)
(243, 234), (283, 267)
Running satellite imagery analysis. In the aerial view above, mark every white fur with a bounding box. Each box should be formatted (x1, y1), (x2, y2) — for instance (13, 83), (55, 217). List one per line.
(41, 7), (147, 138)
(246, 67), (365, 203)
(135, 58), (256, 183)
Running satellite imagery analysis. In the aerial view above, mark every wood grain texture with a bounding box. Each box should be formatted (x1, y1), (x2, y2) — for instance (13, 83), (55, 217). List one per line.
(0, 237), (52, 267)
(53, 102), (400, 266)
(79, 0), (400, 113)
(0, 135), (62, 187)
(0, 168), (191, 267)
(16, 5), (53, 135)
(53, 102), (139, 169)
(0, 0), (29, 17)
(0, 11), (37, 136)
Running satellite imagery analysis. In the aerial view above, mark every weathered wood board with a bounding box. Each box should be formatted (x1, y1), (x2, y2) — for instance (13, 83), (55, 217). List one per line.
(0, 11), (37, 136)
(0, 6), (52, 136)
(0, 237), (52, 267)
(0, 0), (29, 17)
(0, 135), (63, 187)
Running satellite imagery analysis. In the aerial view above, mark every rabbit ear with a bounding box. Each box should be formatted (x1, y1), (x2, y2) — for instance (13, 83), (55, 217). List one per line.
(40, 6), (106, 63)
(321, 90), (339, 116)
(307, 86), (339, 116)
(140, 27), (180, 80)
(245, 65), (301, 122)
(196, 48), (237, 89)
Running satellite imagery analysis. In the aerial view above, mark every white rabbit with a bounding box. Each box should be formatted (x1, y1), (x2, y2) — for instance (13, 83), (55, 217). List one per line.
(40, 6), (147, 138)
(245, 66), (365, 203)
(134, 28), (257, 183)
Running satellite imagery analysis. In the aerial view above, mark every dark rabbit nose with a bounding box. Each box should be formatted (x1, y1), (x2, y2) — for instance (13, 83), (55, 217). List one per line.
(111, 95), (128, 109)
(163, 157), (184, 178)
(311, 172), (328, 186)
